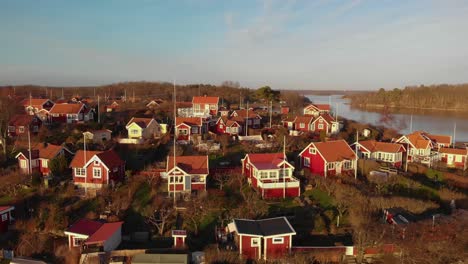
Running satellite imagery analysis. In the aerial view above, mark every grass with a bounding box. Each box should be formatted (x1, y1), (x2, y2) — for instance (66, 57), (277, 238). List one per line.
(304, 189), (335, 209)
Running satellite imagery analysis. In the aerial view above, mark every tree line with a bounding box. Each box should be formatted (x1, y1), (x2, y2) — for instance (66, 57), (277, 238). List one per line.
(346, 84), (468, 111)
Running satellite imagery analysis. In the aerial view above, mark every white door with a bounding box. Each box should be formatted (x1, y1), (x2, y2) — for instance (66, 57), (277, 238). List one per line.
(447, 155), (454, 165)
(336, 162), (342, 174)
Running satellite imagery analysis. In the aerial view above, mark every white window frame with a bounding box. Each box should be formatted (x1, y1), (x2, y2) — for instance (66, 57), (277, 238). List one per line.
(455, 155), (462, 162)
(94, 160), (99, 165)
(42, 159), (48, 168)
(18, 126), (25, 133)
(327, 162), (335, 170)
(73, 237), (84, 247)
(318, 124), (324, 129)
(251, 237), (260, 247)
(93, 168), (102, 179)
(20, 159), (28, 168)
(131, 129), (139, 134)
(75, 168), (86, 177)
(1, 213), (7, 222)
(299, 123), (305, 128)
(192, 127), (199, 134)
(272, 237), (284, 244)
(309, 148), (316, 154)
(304, 157), (310, 167)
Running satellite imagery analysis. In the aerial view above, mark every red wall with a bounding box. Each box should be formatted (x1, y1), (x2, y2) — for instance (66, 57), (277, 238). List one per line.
(191, 182), (205, 191)
(263, 187), (300, 199)
(168, 184), (184, 191)
(301, 149), (326, 176)
(240, 235), (260, 260)
(266, 236), (290, 259)
(0, 211), (11, 233)
(312, 119), (329, 133)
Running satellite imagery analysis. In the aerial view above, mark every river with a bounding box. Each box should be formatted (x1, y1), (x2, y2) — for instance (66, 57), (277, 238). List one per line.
(306, 95), (468, 142)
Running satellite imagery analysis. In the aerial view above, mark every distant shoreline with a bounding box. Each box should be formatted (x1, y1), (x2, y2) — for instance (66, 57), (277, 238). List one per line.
(351, 103), (468, 113)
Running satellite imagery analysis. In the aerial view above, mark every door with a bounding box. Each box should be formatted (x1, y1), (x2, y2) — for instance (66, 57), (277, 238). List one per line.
(336, 162), (342, 174)
(447, 154), (454, 165)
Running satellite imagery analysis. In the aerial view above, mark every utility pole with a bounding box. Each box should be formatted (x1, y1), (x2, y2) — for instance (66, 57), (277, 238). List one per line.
(453, 122), (457, 148)
(245, 101), (249, 136)
(172, 80), (177, 207)
(97, 95), (100, 123)
(83, 133), (87, 196)
(355, 130), (358, 180)
(409, 114), (413, 133)
(269, 100), (272, 128)
(283, 136), (286, 199)
(28, 126), (32, 180)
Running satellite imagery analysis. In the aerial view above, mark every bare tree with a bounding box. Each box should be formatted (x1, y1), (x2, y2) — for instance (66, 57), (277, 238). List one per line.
(144, 195), (175, 236)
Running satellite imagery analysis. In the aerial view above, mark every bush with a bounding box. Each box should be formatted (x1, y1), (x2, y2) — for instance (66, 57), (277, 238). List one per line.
(32, 172), (42, 187)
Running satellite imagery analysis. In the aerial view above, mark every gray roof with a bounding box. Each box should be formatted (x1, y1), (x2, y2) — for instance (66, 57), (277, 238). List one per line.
(233, 217), (295, 237)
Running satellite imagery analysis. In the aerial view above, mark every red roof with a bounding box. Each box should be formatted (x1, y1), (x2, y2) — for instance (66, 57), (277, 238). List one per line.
(294, 116), (313, 124)
(167, 156), (209, 174)
(49, 103), (83, 114)
(231, 109), (261, 119)
(176, 117), (202, 127)
(245, 153), (288, 170)
(70, 150), (102, 168)
(85, 221), (123, 244)
(306, 140), (356, 162)
(35, 144), (65, 159)
(0, 206), (14, 214)
(440, 148), (468, 155)
(21, 98), (51, 107)
(305, 104), (331, 111)
(9, 114), (37, 126)
(95, 150), (125, 168)
(192, 96), (219, 104)
(358, 140), (405, 153)
(319, 113), (336, 123)
(66, 219), (103, 236)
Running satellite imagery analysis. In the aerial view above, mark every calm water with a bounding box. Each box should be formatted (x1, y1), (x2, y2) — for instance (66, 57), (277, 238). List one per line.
(307, 95), (468, 142)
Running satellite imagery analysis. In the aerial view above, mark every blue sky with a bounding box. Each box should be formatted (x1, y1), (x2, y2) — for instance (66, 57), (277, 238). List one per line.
(1, 0), (468, 90)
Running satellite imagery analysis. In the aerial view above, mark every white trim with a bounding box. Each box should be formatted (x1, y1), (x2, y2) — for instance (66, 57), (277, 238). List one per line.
(251, 237), (260, 247)
(84, 155), (110, 171)
(93, 167), (102, 179)
(74, 168), (86, 177)
(272, 237), (284, 244)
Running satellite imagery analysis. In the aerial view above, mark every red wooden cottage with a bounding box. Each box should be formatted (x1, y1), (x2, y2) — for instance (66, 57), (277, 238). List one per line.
(21, 98), (54, 115)
(228, 217), (296, 260)
(214, 117), (242, 136)
(241, 153), (300, 198)
(439, 148), (468, 170)
(175, 117), (204, 141)
(64, 219), (123, 252)
(70, 150), (125, 189)
(15, 143), (73, 177)
(303, 104), (331, 116)
(171, 230), (187, 248)
(230, 110), (262, 129)
(299, 140), (356, 177)
(353, 140), (406, 168)
(49, 103), (93, 123)
(283, 114), (339, 135)
(166, 155), (209, 195)
(192, 96), (219, 117)
(8, 114), (42, 137)
(0, 206), (15, 233)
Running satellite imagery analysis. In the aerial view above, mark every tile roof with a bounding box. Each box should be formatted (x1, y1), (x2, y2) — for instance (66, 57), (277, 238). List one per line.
(167, 156), (209, 174)
(319, 113), (336, 123)
(35, 144), (65, 159)
(127, 117), (155, 128)
(49, 103), (83, 114)
(95, 150), (125, 168)
(358, 140), (405, 153)
(69, 150), (103, 168)
(312, 140), (356, 162)
(66, 219), (103, 236)
(305, 104), (331, 111)
(231, 109), (261, 119)
(85, 221), (123, 244)
(439, 148), (468, 155)
(245, 153), (287, 170)
(294, 115), (313, 124)
(21, 98), (51, 107)
(176, 117), (202, 127)
(192, 96), (219, 104)
(233, 217), (295, 236)
(403, 132), (432, 149)
(9, 114), (36, 126)
(426, 133), (452, 145)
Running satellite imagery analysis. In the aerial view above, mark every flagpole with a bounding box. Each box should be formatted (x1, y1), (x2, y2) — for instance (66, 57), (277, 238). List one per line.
(173, 80), (177, 207)
(283, 136), (286, 199)
(355, 130), (358, 180)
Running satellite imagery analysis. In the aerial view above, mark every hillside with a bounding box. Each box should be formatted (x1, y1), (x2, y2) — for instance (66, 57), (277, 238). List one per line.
(346, 84), (468, 111)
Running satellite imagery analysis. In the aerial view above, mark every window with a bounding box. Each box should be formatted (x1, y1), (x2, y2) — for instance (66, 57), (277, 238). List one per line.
(93, 168), (101, 179)
(219, 124), (223, 129)
(455, 155), (462, 162)
(304, 157), (310, 167)
(309, 148), (316, 154)
(179, 129), (188, 135)
(251, 238), (260, 247)
(42, 160), (48, 168)
(272, 237), (284, 244)
(113, 167), (119, 172)
(327, 163), (335, 170)
(20, 159), (27, 168)
(1, 213), (7, 222)
(8, 126), (15, 132)
(192, 127), (199, 134)
(131, 129), (139, 134)
(18, 126), (25, 133)
(75, 168), (86, 177)
(279, 169), (289, 178)
(94, 160), (99, 165)
(318, 124), (324, 129)
(343, 161), (352, 169)
(73, 237), (84, 247)
(299, 123), (305, 128)
(260, 172), (268, 179)
(269, 171), (277, 178)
